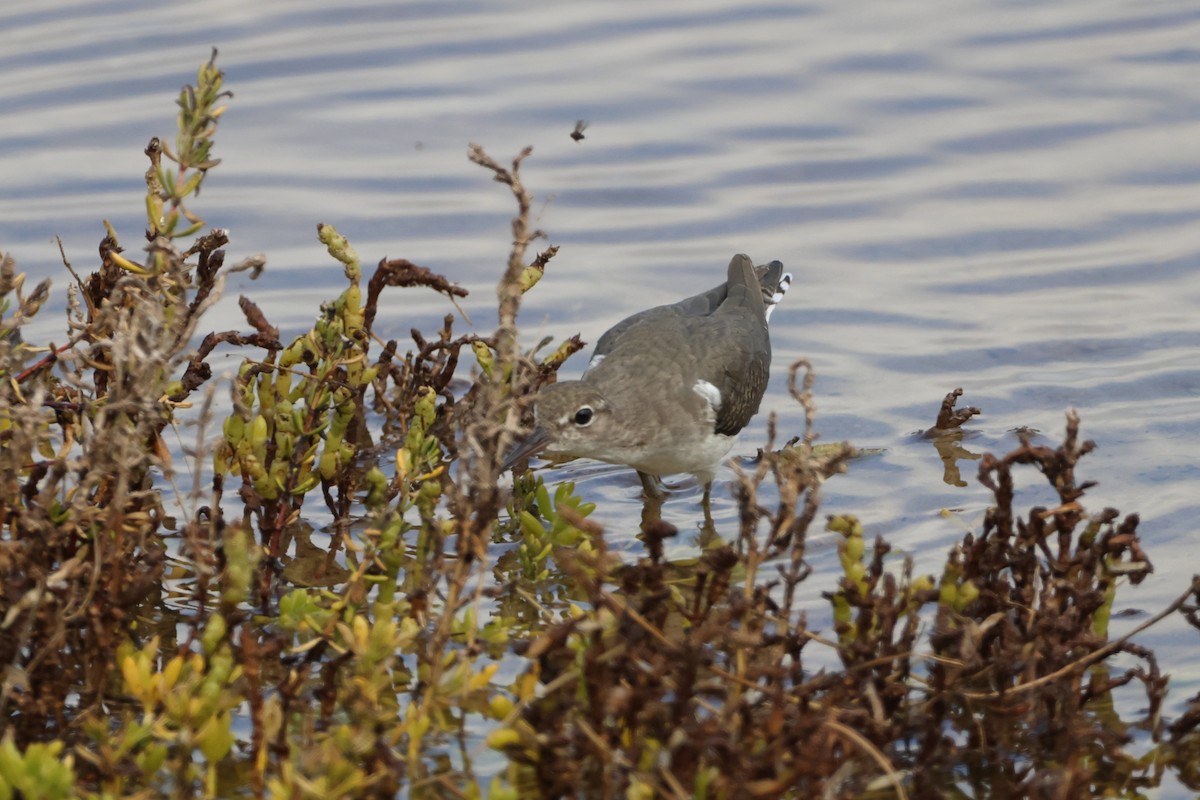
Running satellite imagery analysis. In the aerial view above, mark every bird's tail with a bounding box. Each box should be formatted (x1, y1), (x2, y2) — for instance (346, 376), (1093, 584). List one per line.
(759, 261), (792, 323)
(723, 254), (766, 319)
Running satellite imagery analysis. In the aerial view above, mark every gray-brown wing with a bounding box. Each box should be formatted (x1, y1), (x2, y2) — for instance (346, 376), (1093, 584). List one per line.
(593, 261), (784, 359)
(712, 347), (770, 435)
(593, 281), (729, 358)
(687, 313), (772, 436)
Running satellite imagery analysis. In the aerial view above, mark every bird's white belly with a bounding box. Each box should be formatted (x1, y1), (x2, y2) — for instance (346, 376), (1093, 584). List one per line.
(613, 431), (736, 479)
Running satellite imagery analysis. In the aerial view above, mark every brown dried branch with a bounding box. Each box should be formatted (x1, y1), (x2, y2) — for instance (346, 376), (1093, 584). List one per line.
(363, 257), (469, 335)
(171, 297), (281, 401)
(467, 142), (539, 365)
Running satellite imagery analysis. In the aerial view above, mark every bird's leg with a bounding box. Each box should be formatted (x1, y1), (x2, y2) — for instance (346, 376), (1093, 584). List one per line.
(697, 489), (719, 548)
(640, 491), (666, 530)
(638, 470), (667, 499)
(701, 481), (713, 514)
(637, 471), (669, 533)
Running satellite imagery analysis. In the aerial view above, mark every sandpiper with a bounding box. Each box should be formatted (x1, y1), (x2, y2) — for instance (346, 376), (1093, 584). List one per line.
(506, 254), (791, 497)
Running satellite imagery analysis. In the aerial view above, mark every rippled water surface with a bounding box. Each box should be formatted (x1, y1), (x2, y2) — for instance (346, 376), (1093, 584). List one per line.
(5, 0), (1199, 789)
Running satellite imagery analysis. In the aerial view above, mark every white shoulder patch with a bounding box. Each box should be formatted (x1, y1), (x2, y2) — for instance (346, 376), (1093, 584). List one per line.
(585, 353), (605, 373)
(692, 379), (722, 410)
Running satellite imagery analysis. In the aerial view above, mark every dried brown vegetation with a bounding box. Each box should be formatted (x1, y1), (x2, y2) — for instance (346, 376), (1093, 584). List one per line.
(1, 52), (1199, 800)
(491, 382), (1184, 800)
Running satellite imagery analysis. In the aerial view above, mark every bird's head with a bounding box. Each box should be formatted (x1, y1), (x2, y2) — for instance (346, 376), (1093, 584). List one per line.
(501, 381), (616, 469)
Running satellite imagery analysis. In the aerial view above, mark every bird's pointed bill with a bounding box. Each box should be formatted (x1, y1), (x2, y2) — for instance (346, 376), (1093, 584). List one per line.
(500, 426), (553, 472)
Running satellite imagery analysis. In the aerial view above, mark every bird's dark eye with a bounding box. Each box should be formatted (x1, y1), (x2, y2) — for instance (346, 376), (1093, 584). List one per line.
(572, 407), (594, 426)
